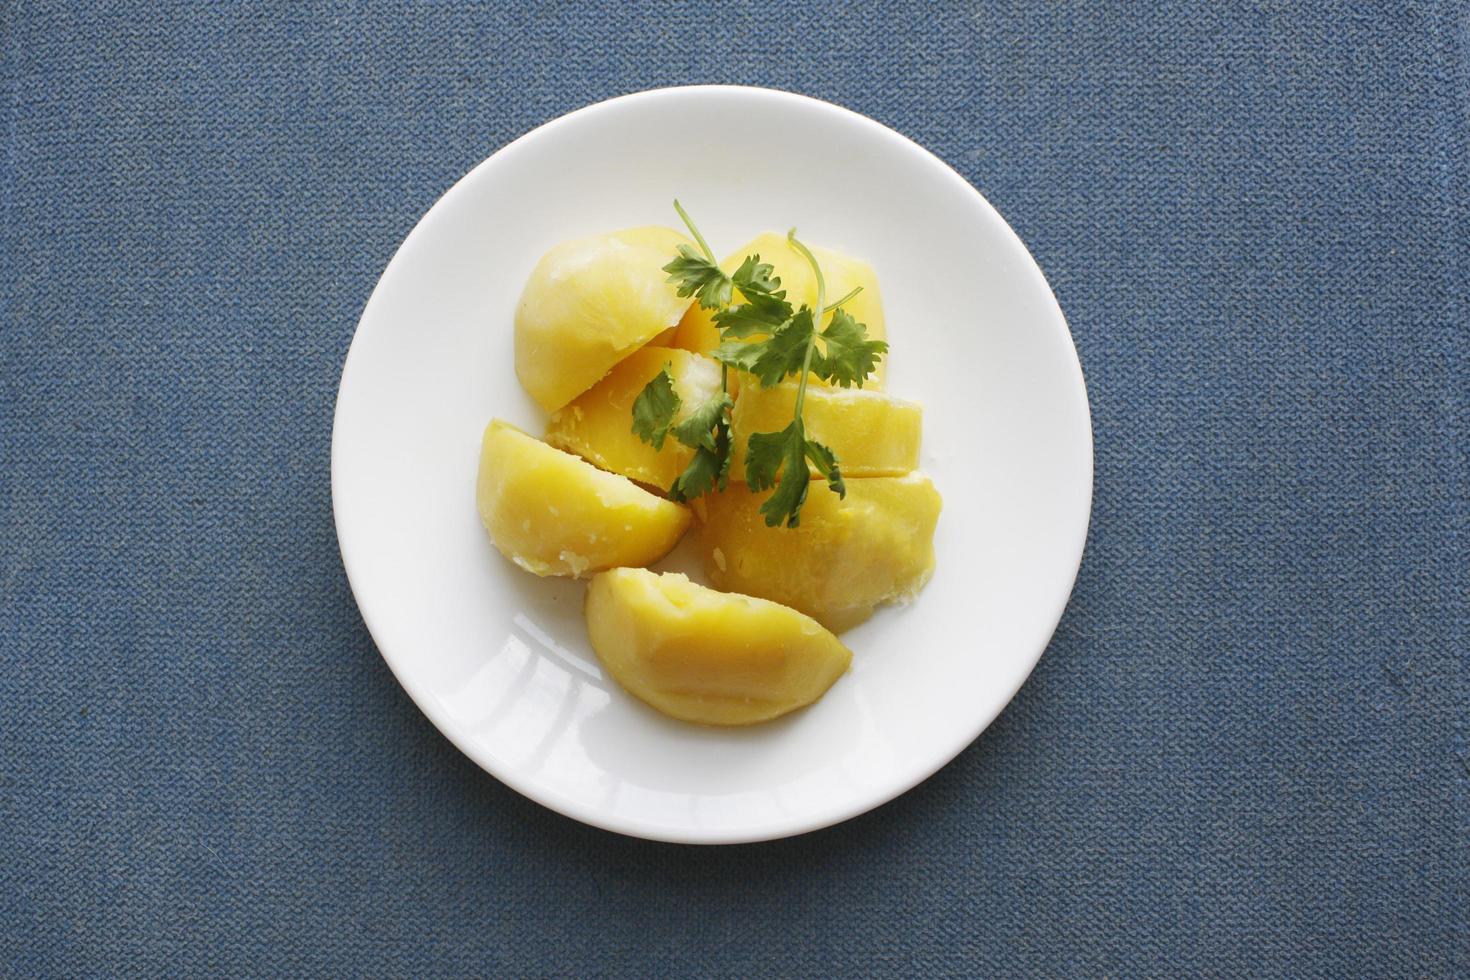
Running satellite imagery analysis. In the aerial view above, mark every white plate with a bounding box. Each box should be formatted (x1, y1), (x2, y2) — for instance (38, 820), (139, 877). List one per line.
(332, 86), (1092, 844)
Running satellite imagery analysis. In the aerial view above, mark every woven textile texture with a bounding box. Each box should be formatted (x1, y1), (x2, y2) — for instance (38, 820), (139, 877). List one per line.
(2, 2), (1466, 976)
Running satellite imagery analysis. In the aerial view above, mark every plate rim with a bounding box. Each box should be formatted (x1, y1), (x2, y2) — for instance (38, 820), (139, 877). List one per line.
(331, 84), (1094, 844)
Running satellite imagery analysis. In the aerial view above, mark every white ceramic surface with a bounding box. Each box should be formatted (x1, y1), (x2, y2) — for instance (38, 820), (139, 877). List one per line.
(332, 86), (1092, 844)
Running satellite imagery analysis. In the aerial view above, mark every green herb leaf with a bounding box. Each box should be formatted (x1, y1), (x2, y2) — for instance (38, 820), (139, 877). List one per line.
(663, 245), (732, 309)
(729, 254), (782, 297)
(815, 309), (888, 388)
(804, 438), (845, 498)
(669, 420), (731, 500)
(670, 446), (721, 501)
(743, 422), (794, 491)
(708, 253), (790, 339)
(671, 392), (734, 452)
(709, 337), (763, 375)
(741, 420), (817, 527)
(761, 460), (810, 527)
(630, 365), (680, 450)
(712, 290), (794, 339)
(713, 308), (815, 388)
(748, 309), (817, 387)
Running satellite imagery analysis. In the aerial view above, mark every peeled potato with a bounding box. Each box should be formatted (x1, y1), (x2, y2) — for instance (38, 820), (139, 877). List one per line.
(545, 347), (722, 492)
(701, 474), (941, 631)
(731, 383), (921, 479)
(515, 227), (694, 413)
(585, 568), (852, 725)
(476, 420), (690, 577)
(672, 232), (887, 389)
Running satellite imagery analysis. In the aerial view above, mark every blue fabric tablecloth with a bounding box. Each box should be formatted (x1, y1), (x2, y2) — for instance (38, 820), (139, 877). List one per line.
(3, 3), (1465, 975)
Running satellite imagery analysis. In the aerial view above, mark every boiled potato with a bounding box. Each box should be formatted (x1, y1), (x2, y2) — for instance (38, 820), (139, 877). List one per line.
(701, 474), (941, 631)
(672, 232), (887, 389)
(515, 227), (694, 413)
(730, 383), (921, 479)
(545, 347), (722, 492)
(585, 568), (852, 725)
(476, 420), (690, 577)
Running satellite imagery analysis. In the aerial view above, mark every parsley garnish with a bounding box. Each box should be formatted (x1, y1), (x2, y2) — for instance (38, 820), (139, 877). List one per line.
(630, 362), (733, 502)
(633, 202), (885, 525)
(630, 365), (680, 450)
(664, 245), (733, 310)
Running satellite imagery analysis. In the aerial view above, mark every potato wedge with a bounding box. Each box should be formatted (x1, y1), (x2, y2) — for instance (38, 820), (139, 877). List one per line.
(545, 347), (722, 492)
(701, 474), (941, 631)
(515, 227), (694, 413)
(476, 420), (690, 577)
(585, 568), (851, 725)
(672, 232), (887, 389)
(730, 383), (921, 480)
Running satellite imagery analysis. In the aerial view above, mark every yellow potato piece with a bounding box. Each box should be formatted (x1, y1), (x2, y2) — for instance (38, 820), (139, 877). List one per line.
(546, 347), (722, 492)
(585, 568), (852, 725)
(515, 227), (694, 413)
(672, 232), (887, 389)
(730, 383), (921, 479)
(701, 474), (941, 632)
(476, 420), (690, 577)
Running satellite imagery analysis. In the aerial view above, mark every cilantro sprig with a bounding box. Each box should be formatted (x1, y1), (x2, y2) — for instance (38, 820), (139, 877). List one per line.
(631, 366), (733, 501)
(630, 200), (739, 502)
(632, 201), (886, 526)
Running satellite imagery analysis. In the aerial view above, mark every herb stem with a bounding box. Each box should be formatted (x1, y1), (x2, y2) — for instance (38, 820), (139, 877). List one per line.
(785, 231), (826, 423)
(822, 285), (862, 312)
(672, 199), (718, 264)
(671, 200), (732, 448)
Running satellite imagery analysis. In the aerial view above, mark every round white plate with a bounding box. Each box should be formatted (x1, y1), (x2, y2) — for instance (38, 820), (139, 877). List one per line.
(332, 86), (1092, 844)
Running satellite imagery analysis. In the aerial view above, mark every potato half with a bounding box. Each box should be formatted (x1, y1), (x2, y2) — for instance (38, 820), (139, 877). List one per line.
(515, 227), (694, 413)
(545, 347), (722, 492)
(476, 420), (690, 577)
(585, 568), (851, 725)
(730, 383), (921, 480)
(672, 232), (887, 389)
(700, 473), (941, 632)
